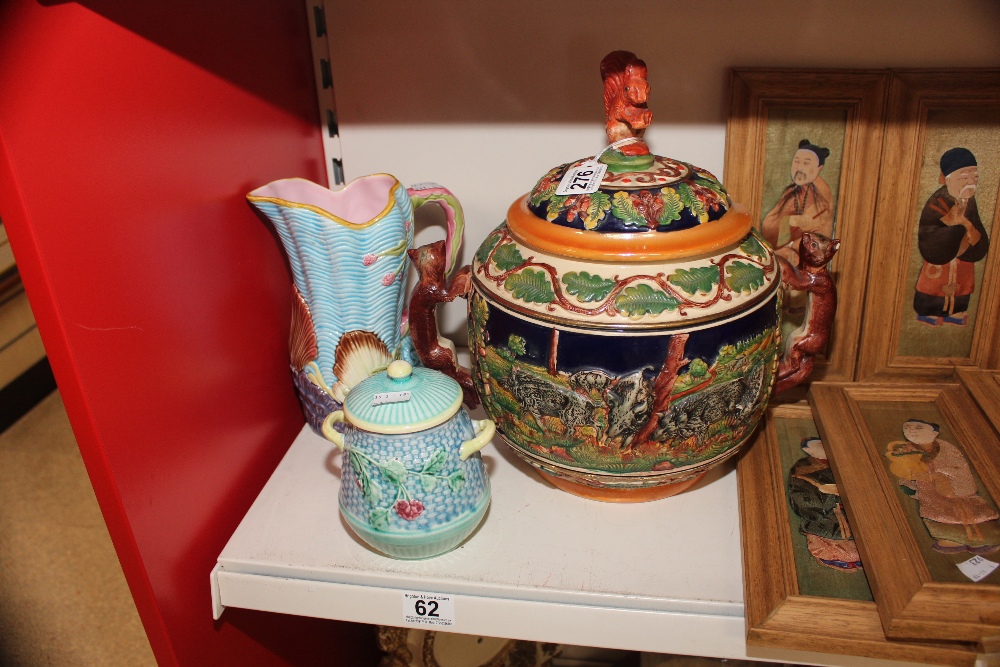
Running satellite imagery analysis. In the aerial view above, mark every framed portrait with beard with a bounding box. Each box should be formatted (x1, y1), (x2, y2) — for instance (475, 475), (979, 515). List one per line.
(858, 70), (1000, 380)
(725, 70), (889, 395)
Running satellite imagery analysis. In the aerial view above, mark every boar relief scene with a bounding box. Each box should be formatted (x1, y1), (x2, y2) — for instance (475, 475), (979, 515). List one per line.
(469, 290), (780, 478)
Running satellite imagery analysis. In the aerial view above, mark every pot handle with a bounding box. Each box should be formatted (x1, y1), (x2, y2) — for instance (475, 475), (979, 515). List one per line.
(460, 419), (495, 460)
(321, 410), (346, 450)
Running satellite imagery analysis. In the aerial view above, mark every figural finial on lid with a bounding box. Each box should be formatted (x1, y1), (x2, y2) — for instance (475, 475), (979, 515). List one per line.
(600, 51), (652, 157)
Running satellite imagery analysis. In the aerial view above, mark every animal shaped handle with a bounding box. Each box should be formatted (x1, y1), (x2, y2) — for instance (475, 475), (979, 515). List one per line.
(773, 231), (840, 395)
(407, 241), (479, 408)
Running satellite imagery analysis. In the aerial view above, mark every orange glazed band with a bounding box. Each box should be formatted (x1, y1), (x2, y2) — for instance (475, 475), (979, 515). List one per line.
(506, 195), (753, 262)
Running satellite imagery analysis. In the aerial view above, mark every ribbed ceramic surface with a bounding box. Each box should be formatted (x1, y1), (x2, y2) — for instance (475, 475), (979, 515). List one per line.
(339, 411), (490, 533)
(249, 177), (414, 387)
(344, 365), (463, 432)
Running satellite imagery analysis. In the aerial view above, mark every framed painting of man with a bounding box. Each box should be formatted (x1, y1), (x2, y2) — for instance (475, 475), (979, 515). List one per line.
(725, 70), (888, 391)
(857, 70), (1000, 380)
(738, 402), (977, 665)
(810, 381), (1000, 646)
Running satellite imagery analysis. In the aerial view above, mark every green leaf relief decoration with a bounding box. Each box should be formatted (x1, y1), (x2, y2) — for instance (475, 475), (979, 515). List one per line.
(529, 167), (562, 206)
(447, 470), (466, 493)
(678, 183), (708, 223)
(562, 271), (616, 302)
(421, 448), (448, 476)
(739, 232), (768, 259)
(693, 175), (728, 203)
(505, 269), (556, 304)
(350, 450), (382, 504)
(491, 243), (525, 271)
(725, 261), (766, 294)
(668, 265), (719, 296)
(475, 231), (502, 264)
(421, 476), (438, 493)
(657, 188), (684, 227)
(583, 191), (611, 230)
(369, 507), (390, 531)
(611, 191), (646, 228)
(614, 283), (680, 317)
(381, 458), (408, 484)
(545, 195), (569, 221)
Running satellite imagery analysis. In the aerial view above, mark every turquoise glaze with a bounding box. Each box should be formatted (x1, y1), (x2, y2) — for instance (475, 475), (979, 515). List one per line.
(249, 176), (418, 388)
(247, 175), (466, 431)
(324, 362), (494, 559)
(343, 361), (463, 433)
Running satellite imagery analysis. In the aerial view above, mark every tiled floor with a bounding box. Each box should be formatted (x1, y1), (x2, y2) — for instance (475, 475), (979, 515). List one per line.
(0, 391), (155, 666)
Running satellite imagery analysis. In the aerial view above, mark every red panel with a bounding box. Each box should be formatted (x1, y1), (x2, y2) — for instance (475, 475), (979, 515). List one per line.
(0, 1), (377, 665)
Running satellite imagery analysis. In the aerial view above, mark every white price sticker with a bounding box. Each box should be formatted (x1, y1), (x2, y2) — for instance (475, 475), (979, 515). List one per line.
(402, 592), (455, 627)
(957, 555), (999, 582)
(409, 182), (444, 192)
(372, 391), (411, 406)
(555, 160), (607, 196)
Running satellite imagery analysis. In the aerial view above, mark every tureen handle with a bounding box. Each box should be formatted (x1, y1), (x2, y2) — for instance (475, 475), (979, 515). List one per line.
(407, 241), (480, 408)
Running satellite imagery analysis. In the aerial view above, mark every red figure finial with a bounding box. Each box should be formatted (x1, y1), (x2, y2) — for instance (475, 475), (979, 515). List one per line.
(601, 51), (652, 157)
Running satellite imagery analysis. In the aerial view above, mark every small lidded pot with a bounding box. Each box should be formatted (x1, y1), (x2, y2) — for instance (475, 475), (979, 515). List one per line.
(323, 360), (494, 559)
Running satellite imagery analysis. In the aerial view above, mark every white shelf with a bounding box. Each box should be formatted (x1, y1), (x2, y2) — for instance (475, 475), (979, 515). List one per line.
(214, 408), (750, 656)
(212, 416), (930, 666)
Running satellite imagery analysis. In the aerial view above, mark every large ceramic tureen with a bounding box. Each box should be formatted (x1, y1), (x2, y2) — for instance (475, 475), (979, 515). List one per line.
(458, 51), (801, 502)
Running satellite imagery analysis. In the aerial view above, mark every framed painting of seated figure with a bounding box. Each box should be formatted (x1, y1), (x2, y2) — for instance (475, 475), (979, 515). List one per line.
(810, 381), (1000, 647)
(738, 402), (977, 665)
(725, 70), (888, 389)
(858, 70), (1000, 380)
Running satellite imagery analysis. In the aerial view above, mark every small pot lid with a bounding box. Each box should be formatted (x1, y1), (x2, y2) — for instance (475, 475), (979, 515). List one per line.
(509, 51), (749, 262)
(343, 360), (463, 434)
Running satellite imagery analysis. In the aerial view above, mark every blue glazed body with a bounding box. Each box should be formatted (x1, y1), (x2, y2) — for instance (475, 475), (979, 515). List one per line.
(339, 410), (490, 557)
(251, 178), (416, 389)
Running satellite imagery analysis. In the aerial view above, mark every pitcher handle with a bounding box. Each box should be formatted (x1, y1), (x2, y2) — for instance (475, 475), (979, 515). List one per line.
(407, 184), (465, 275)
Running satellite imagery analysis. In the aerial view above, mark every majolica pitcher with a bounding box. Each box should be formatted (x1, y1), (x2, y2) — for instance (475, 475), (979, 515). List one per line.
(247, 175), (465, 430)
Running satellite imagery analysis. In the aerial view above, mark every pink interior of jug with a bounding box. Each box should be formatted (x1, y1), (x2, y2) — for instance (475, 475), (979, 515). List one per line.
(250, 174), (398, 225)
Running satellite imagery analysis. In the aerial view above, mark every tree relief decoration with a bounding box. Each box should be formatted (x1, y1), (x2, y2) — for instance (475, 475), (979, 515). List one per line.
(475, 226), (776, 320)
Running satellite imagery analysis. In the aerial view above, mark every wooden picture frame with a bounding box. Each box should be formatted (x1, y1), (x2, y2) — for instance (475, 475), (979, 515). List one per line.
(957, 367), (1000, 439)
(738, 403), (976, 665)
(810, 382), (1000, 646)
(725, 70), (889, 392)
(857, 70), (1000, 381)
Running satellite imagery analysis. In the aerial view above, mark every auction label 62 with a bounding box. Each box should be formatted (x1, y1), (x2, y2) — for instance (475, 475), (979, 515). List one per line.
(401, 591), (455, 627)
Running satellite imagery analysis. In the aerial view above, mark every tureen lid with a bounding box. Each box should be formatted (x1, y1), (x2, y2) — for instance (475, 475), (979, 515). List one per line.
(471, 51), (776, 331)
(510, 50), (750, 262)
(343, 360), (463, 434)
